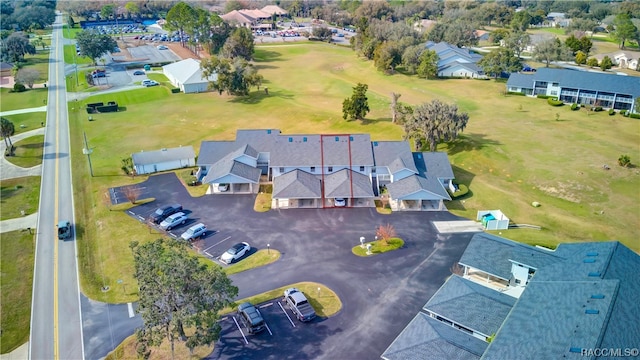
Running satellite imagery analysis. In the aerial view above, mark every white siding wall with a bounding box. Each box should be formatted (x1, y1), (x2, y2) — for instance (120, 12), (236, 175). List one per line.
(183, 82), (210, 94)
(135, 158), (195, 175)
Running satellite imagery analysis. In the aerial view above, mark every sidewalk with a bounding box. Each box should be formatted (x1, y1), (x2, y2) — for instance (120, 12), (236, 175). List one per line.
(0, 127), (45, 180)
(0, 105), (47, 116)
(0, 342), (28, 360)
(0, 213), (38, 233)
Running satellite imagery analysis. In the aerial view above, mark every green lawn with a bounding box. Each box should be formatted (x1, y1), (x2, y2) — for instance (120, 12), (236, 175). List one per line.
(0, 230), (35, 353)
(63, 45), (93, 66)
(5, 135), (45, 168)
(0, 88), (48, 111)
(224, 249), (281, 275)
(69, 42), (640, 303)
(352, 238), (404, 256)
(62, 25), (83, 39)
(0, 176), (41, 220)
(1, 112), (46, 136)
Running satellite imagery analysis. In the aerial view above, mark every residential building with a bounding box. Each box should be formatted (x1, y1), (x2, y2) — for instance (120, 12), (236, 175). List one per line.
(506, 67), (640, 112)
(197, 129), (455, 210)
(220, 5), (287, 30)
(382, 233), (640, 360)
(131, 146), (195, 175)
(425, 42), (485, 78)
(593, 51), (639, 71)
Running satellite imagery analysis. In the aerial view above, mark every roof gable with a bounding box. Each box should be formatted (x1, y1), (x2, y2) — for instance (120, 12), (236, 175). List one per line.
(323, 169), (374, 198)
(372, 141), (417, 174)
(272, 169), (322, 198)
(387, 174), (451, 200)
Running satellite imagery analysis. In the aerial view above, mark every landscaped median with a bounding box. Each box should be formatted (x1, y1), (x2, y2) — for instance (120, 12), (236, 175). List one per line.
(105, 281), (340, 360)
(222, 249), (281, 275)
(352, 237), (404, 256)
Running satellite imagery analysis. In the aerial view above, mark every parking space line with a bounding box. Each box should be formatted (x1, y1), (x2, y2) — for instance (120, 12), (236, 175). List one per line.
(278, 301), (296, 328)
(202, 236), (232, 253)
(256, 309), (273, 336)
(232, 316), (248, 345)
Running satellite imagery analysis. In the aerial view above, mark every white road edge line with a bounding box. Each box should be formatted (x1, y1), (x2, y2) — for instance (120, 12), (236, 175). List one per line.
(278, 301), (296, 328)
(256, 308), (273, 336)
(232, 316), (248, 345)
(202, 236), (231, 253)
(127, 303), (135, 318)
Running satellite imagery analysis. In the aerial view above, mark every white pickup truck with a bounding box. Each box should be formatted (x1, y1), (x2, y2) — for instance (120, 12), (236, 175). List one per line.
(283, 288), (316, 322)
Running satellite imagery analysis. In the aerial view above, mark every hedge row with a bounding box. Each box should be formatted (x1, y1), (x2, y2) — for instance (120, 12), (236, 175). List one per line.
(547, 98), (563, 106)
(507, 91), (526, 96)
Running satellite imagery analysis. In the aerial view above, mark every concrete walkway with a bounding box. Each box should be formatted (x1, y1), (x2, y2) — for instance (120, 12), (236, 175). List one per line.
(0, 105), (47, 116)
(1, 127), (45, 180)
(0, 342), (28, 360)
(0, 213), (38, 233)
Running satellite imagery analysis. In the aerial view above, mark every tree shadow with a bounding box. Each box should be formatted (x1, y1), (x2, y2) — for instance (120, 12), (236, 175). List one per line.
(253, 50), (283, 62)
(360, 117), (392, 125)
(19, 142), (47, 149)
(252, 64), (278, 70)
(445, 133), (501, 155)
(227, 89), (294, 104)
(446, 165), (476, 211)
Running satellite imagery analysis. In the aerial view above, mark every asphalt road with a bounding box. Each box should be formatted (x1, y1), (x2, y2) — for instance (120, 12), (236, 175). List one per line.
(29, 13), (84, 360)
(113, 174), (476, 360)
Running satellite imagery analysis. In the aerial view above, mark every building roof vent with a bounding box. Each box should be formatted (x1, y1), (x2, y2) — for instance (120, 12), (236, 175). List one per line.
(585, 309), (599, 315)
(590, 294), (605, 299)
(583, 258), (596, 263)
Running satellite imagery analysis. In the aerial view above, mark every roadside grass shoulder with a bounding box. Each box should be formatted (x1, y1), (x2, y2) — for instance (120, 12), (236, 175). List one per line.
(0, 88), (48, 111)
(5, 135), (45, 168)
(1, 112), (46, 136)
(104, 333), (210, 360)
(63, 45), (93, 65)
(0, 230), (35, 353)
(0, 176), (41, 220)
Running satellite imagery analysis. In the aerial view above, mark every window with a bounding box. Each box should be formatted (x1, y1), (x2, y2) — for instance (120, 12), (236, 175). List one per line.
(359, 166), (365, 171)
(552, 82), (559, 87)
(310, 167), (315, 172)
(550, 90), (557, 96)
(279, 167), (284, 173)
(328, 166), (333, 172)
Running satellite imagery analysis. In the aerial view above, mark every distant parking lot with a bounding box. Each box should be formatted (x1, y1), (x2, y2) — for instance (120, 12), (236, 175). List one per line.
(125, 44), (180, 63)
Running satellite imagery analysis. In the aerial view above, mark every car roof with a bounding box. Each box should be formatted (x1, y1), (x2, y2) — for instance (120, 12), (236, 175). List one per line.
(231, 242), (246, 250)
(188, 223), (205, 230)
(57, 220), (69, 227)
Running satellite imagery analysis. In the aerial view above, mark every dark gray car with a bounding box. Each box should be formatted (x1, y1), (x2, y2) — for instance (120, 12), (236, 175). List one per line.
(148, 204), (182, 224)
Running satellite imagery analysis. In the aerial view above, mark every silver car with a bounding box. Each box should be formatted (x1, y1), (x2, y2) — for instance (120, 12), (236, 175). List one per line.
(180, 223), (206, 241)
(159, 212), (187, 230)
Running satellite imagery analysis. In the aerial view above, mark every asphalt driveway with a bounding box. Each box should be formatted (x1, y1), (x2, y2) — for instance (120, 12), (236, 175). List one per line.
(103, 173), (477, 359)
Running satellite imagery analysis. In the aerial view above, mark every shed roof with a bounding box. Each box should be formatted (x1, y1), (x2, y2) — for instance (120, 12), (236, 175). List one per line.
(131, 146), (195, 166)
(323, 169), (375, 198)
(163, 58), (217, 85)
(272, 169), (322, 199)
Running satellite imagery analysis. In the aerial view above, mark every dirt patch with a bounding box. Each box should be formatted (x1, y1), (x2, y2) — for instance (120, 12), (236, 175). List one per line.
(537, 180), (592, 203)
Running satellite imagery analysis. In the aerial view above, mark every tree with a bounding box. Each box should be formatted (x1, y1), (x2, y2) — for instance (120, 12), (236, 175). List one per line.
(586, 57), (599, 67)
(405, 99), (469, 152)
(132, 239), (237, 359)
(342, 83), (370, 121)
(125, 2), (140, 19)
(15, 68), (39, 88)
(575, 51), (587, 65)
(209, 14), (232, 55)
(503, 31), (530, 59)
(312, 26), (333, 41)
(76, 30), (117, 66)
(68, 14), (75, 28)
(532, 38), (572, 67)
(390, 92), (401, 123)
(122, 185), (142, 204)
(401, 45), (422, 74)
(478, 47), (521, 78)
(201, 56), (262, 96)
(373, 41), (402, 73)
(510, 10), (531, 32)
(600, 56), (613, 71)
(375, 224), (397, 246)
(221, 27), (254, 61)
(165, 2), (195, 48)
(1, 117), (15, 152)
(416, 49), (439, 79)
(612, 13), (638, 49)
(100, 4), (115, 21)
(1, 32), (35, 63)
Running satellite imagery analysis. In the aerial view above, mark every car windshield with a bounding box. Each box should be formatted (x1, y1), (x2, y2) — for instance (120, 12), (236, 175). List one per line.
(185, 229), (194, 235)
(227, 248), (238, 255)
(155, 208), (165, 215)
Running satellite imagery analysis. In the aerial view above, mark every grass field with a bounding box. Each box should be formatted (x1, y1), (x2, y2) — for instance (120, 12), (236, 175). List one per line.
(0, 230), (35, 353)
(0, 88), (48, 111)
(63, 45), (94, 66)
(19, 49), (50, 84)
(0, 176), (41, 220)
(62, 25), (82, 39)
(5, 135), (45, 168)
(1, 112), (46, 136)
(68, 42), (640, 303)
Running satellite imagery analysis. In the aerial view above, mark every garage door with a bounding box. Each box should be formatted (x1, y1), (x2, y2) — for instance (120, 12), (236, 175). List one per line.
(277, 199), (289, 208)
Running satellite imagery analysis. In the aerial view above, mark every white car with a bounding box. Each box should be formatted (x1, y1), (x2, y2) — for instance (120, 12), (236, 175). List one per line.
(159, 212), (187, 230)
(334, 198), (346, 207)
(220, 242), (250, 264)
(218, 183), (229, 192)
(180, 223), (206, 241)
(141, 79), (159, 87)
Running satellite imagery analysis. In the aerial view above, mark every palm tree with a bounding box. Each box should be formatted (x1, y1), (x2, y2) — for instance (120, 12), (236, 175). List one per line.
(1, 117), (15, 153)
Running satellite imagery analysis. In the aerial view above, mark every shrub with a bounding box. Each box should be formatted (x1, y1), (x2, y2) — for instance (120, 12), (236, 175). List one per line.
(630, 113), (640, 119)
(618, 155), (631, 167)
(450, 183), (469, 198)
(12, 83), (26, 92)
(608, 109), (615, 115)
(547, 98), (563, 106)
(537, 94), (553, 99)
(171, 88), (180, 93)
(571, 103), (579, 110)
(507, 91), (526, 96)
(594, 106), (603, 112)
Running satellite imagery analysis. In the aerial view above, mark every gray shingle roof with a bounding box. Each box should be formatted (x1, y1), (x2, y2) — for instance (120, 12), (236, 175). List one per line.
(386, 175), (451, 200)
(270, 134), (374, 167)
(272, 169), (322, 199)
(382, 312), (486, 360)
(323, 169), (374, 198)
(458, 233), (564, 280)
(202, 157), (261, 184)
(507, 68), (640, 98)
(425, 275), (516, 337)
(415, 152), (455, 179)
(131, 146), (195, 166)
(235, 129), (280, 153)
(372, 141), (418, 175)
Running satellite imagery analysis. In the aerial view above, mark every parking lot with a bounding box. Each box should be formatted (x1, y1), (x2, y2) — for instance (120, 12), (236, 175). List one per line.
(111, 173), (477, 359)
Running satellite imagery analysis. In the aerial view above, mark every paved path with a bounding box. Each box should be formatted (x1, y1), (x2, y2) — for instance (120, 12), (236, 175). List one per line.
(0, 105), (47, 116)
(0, 342), (28, 360)
(0, 213), (38, 233)
(0, 127), (45, 180)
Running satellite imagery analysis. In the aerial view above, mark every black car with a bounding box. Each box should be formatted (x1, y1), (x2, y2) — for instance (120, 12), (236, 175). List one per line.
(149, 204), (183, 224)
(133, 70), (145, 76)
(237, 302), (266, 334)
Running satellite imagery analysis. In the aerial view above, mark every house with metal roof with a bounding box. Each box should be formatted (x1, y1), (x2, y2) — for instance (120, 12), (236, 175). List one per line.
(197, 130), (454, 210)
(425, 42), (486, 78)
(131, 146), (195, 175)
(162, 58), (217, 94)
(382, 233), (640, 360)
(506, 67), (640, 112)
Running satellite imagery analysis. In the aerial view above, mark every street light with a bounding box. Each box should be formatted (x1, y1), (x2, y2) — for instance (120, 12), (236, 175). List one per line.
(267, 243), (270, 254)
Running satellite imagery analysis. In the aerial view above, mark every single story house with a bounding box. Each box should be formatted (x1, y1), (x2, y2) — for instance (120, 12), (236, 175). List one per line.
(131, 146), (195, 175)
(197, 130), (454, 210)
(382, 233), (640, 360)
(506, 67), (640, 112)
(162, 58), (217, 94)
(593, 51), (639, 70)
(425, 42), (485, 78)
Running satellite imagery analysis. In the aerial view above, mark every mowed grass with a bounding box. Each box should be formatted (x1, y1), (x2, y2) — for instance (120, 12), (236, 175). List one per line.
(0, 176), (41, 220)
(1, 112), (46, 135)
(19, 49), (50, 83)
(63, 45), (93, 65)
(0, 88), (48, 111)
(0, 230), (35, 353)
(69, 42), (640, 303)
(5, 135), (45, 168)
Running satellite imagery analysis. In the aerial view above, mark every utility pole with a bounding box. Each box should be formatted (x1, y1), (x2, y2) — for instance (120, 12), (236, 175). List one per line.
(82, 132), (94, 177)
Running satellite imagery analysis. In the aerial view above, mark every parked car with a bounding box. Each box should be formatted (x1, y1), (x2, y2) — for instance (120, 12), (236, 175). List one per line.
(149, 204), (183, 224)
(180, 223), (207, 241)
(334, 198), (346, 207)
(141, 79), (159, 87)
(57, 221), (72, 240)
(92, 72), (106, 78)
(237, 302), (266, 334)
(159, 212), (188, 230)
(220, 242), (250, 264)
(283, 288), (316, 322)
(157, 45), (168, 50)
(218, 183), (229, 192)
(132, 70), (145, 76)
